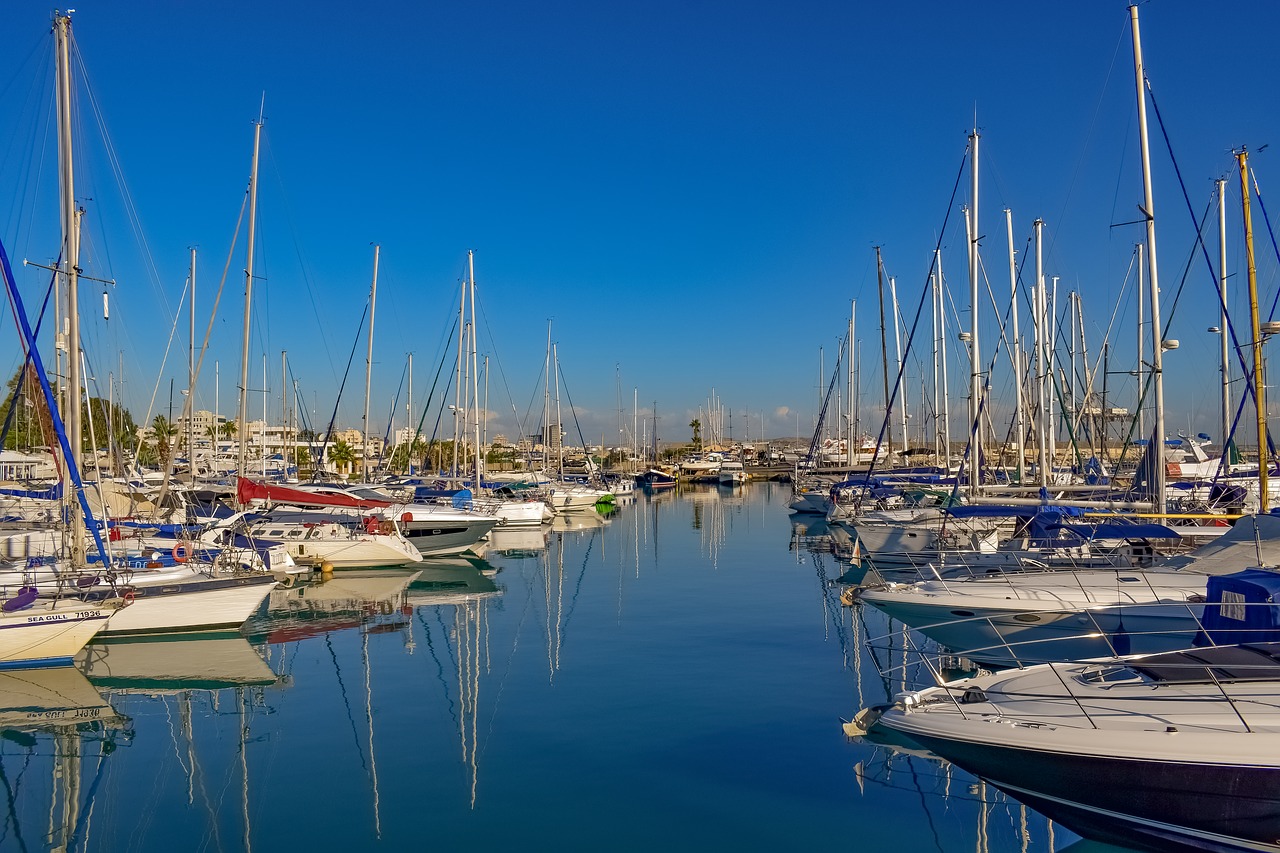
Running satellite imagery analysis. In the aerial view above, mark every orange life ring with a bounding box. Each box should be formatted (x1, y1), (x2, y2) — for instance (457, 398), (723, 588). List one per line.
(378, 520), (395, 536)
(123, 589), (136, 604)
(171, 543), (191, 563)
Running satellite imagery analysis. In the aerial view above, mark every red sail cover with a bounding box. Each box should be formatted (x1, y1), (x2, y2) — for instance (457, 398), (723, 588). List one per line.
(236, 478), (392, 509)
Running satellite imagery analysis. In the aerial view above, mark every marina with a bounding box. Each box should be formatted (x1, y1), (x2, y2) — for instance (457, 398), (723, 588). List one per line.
(2, 4), (1280, 851)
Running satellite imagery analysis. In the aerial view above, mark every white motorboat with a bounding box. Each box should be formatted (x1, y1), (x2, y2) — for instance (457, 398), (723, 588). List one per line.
(718, 460), (747, 486)
(860, 642), (1280, 853)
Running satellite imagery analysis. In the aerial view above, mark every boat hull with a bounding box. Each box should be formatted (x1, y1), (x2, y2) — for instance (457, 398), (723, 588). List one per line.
(94, 574), (278, 637)
(895, 727), (1280, 853)
(0, 601), (113, 668)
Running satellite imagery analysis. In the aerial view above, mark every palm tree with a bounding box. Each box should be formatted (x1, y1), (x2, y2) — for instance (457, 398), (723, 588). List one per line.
(152, 414), (179, 469)
(690, 418), (702, 450)
(329, 438), (355, 476)
(218, 419), (237, 440)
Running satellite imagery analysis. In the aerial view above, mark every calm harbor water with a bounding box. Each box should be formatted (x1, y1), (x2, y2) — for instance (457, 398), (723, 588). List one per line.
(5, 484), (1138, 852)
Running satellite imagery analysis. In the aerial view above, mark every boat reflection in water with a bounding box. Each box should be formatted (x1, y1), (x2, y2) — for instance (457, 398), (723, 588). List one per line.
(487, 524), (550, 557)
(550, 508), (610, 533)
(77, 635), (279, 691)
(406, 558), (501, 607)
(246, 568), (421, 644)
(0, 666), (129, 852)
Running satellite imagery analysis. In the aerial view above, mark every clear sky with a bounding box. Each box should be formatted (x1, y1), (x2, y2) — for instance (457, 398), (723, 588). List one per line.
(2, 1), (1279, 451)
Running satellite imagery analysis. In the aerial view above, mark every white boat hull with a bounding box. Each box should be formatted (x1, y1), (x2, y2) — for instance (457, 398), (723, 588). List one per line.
(0, 600), (113, 668)
(98, 574), (278, 637)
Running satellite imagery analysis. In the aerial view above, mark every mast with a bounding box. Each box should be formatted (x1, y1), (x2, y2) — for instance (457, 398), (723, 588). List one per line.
(1136, 244), (1145, 439)
(1217, 178), (1232, 467)
(189, 248), (197, 478)
(1131, 3), (1167, 515)
(362, 243), (380, 482)
(874, 246), (892, 457)
(967, 128), (982, 494)
(1049, 275), (1059, 471)
(237, 108), (263, 489)
(847, 300), (855, 466)
(406, 352), (413, 474)
(280, 349), (287, 475)
(890, 276), (907, 453)
(938, 248), (951, 470)
(54, 12), (85, 564)
(931, 261), (941, 462)
(553, 342), (563, 477)
(1005, 209), (1025, 482)
(1239, 149), (1268, 512)
(453, 272), (465, 475)
(469, 250), (482, 491)
(1034, 219), (1049, 488)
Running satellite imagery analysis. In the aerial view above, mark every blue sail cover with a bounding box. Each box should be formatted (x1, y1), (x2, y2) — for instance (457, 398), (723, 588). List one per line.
(0, 482), (60, 500)
(1195, 569), (1280, 646)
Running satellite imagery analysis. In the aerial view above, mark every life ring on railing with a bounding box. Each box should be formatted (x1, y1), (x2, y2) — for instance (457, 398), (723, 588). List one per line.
(122, 589), (135, 605)
(171, 543), (191, 563)
(378, 520), (395, 536)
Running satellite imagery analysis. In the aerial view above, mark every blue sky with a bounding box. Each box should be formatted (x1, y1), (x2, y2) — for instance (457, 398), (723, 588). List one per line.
(2, 1), (1279, 450)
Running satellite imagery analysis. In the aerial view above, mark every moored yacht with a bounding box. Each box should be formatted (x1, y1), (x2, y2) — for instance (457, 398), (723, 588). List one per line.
(861, 643), (1280, 853)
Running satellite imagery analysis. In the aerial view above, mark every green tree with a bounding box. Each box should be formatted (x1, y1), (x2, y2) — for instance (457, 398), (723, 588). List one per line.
(218, 419), (237, 440)
(329, 438), (355, 474)
(390, 438), (427, 472)
(151, 414), (179, 470)
(690, 419), (702, 450)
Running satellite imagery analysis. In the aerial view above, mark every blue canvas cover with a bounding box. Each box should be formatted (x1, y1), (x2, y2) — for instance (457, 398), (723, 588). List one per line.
(1196, 569), (1280, 646)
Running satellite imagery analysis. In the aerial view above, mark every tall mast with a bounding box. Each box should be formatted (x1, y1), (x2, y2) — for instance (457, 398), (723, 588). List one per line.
(453, 272), (465, 474)
(469, 250), (482, 491)
(847, 300), (855, 467)
(553, 342), (563, 477)
(1239, 149), (1267, 512)
(1136, 244), (1145, 439)
(1048, 275), (1059, 470)
(938, 249), (951, 470)
(890, 276), (907, 452)
(1034, 218), (1049, 489)
(967, 128), (982, 494)
(1005, 210), (1025, 482)
(362, 243), (380, 482)
(874, 246), (892, 457)
(406, 352), (413, 474)
(237, 107), (263, 487)
(189, 248), (197, 476)
(280, 349), (287, 474)
(53, 12), (85, 564)
(1130, 4), (1167, 515)
(1217, 179), (1231, 467)
(931, 261), (941, 462)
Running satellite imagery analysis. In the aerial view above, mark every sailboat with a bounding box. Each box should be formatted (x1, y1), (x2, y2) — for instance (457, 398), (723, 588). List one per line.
(0, 14), (126, 666)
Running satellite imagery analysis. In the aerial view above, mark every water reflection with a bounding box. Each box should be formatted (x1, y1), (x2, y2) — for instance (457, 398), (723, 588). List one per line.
(0, 667), (128, 853)
(488, 525), (550, 556)
(246, 569), (420, 644)
(0, 484), (1117, 851)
